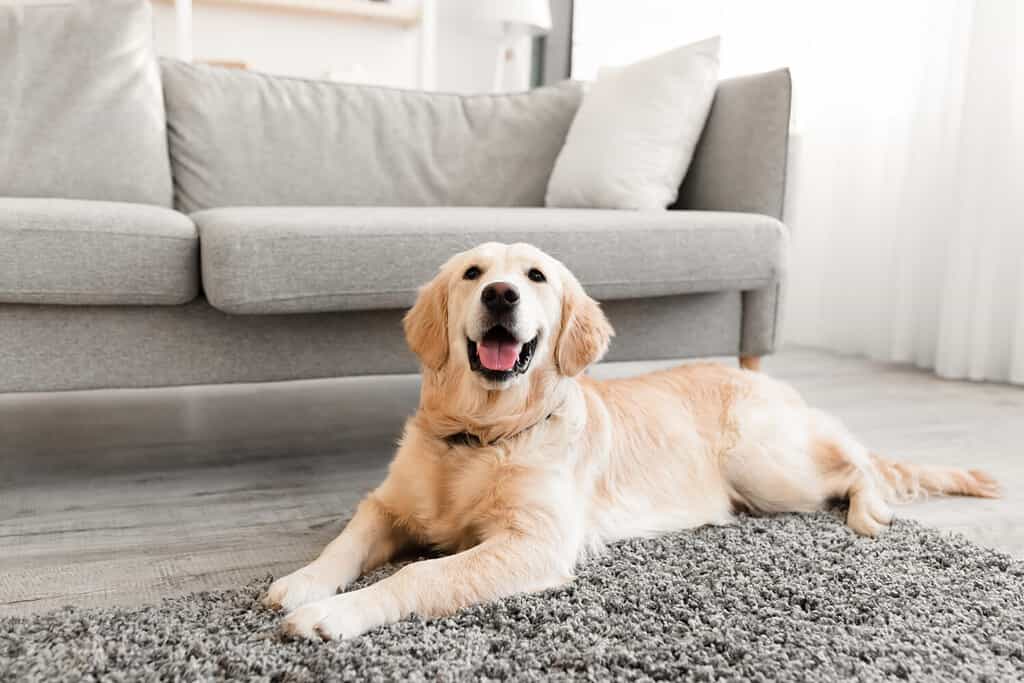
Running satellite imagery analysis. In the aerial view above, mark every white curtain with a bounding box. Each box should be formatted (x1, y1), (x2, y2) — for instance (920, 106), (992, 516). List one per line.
(573, 0), (1024, 384)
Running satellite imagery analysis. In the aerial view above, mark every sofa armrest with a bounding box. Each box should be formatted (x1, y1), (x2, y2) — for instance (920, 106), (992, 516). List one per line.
(674, 68), (792, 220)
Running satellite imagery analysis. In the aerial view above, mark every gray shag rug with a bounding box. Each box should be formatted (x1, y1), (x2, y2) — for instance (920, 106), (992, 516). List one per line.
(3, 513), (1023, 682)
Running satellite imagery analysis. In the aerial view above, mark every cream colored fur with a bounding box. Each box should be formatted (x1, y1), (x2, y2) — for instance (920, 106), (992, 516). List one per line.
(264, 242), (1000, 640)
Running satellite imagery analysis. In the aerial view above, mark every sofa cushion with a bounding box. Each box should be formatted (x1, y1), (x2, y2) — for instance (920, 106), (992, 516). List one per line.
(0, 1), (173, 206)
(194, 206), (787, 314)
(546, 37), (720, 210)
(161, 60), (583, 213)
(0, 199), (198, 306)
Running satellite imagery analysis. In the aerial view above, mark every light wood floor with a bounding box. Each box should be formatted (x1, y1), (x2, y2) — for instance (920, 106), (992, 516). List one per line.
(1, 347), (1022, 617)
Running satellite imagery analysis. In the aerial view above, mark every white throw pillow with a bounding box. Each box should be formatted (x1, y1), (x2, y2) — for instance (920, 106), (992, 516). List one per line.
(545, 37), (721, 210)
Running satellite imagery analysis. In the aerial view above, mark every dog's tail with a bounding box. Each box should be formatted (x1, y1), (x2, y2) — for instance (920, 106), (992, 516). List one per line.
(869, 452), (1000, 503)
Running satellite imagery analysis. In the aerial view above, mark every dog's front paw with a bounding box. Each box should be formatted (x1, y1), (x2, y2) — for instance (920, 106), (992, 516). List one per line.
(262, 565), (339, 613)
(281, 591), (379, 641)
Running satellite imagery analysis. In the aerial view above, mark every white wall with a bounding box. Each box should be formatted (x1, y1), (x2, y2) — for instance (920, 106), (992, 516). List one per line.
(433, 0), (533, 93)
(151, 2), (422, 86)
(572, 0), (795, 81)
(152, 0), (533, 92)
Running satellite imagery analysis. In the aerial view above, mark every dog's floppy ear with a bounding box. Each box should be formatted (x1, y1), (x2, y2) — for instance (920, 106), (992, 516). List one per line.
(555, 273), (613, 377)
(404, 272), (450, 372)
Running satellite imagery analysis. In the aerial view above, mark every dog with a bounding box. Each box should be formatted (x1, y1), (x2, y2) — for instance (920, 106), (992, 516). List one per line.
(263, 242), (999, 640)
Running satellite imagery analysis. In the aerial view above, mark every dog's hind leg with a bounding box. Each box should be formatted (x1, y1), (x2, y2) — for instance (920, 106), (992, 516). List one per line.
(808, 411), (999, 536)
(801, 409), (900, 536)
(811, 435), (893, 537)
(723, 403), (895, 537)
(721, 380), (999, 538)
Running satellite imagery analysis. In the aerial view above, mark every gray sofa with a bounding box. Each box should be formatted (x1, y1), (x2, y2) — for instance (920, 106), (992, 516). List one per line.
(0, 1), (790, 394)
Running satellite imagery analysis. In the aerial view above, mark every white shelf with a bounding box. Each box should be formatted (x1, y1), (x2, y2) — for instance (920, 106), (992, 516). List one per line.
(155, 0), (421, 28)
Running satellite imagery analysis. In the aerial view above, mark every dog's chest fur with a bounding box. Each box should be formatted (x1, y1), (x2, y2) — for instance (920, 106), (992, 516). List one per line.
(403, 443), (525, 552)
(387, 420), (575, 554)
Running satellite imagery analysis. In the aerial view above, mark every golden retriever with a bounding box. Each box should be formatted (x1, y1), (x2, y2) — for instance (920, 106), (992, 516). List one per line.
(264, 242), (999, 640)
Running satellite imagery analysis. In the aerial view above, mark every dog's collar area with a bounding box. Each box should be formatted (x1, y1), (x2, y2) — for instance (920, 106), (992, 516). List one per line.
(442, 412), (554, 449)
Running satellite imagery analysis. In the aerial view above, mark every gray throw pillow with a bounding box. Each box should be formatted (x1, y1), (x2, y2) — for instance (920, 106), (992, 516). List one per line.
(0, 0), (173, 206)
(161, 60), (584, 212)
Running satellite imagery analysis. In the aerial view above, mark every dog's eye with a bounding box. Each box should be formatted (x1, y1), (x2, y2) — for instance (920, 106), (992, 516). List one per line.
(528, 268), (546, 283)
(463, 266), (481, 281)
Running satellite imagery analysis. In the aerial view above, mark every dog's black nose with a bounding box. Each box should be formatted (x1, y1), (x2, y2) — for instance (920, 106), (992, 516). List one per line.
(482, 282), (519, 312)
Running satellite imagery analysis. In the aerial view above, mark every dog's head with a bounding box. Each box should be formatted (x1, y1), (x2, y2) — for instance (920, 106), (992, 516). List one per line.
(404, 242), (613, 390)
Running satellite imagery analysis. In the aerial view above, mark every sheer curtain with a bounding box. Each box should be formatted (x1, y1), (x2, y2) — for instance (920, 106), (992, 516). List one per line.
(572, 0), (1024, 384)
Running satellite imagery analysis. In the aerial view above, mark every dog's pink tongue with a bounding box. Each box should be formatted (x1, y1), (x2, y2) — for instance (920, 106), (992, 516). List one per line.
(478, 339), (521, 371)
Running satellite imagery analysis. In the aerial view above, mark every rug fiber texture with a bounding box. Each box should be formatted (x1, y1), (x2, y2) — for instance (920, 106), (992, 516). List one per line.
(2, 513), (1023, 681)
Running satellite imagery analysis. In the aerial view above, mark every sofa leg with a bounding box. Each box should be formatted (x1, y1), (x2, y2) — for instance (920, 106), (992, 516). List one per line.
(739, 355), (762, 371)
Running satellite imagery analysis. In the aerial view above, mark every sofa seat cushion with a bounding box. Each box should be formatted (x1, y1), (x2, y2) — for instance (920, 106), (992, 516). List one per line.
(195, 207), (786, 315)
(0, 198), (198, 305)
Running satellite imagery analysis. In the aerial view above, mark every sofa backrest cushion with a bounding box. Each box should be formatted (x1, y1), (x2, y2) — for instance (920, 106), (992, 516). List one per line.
(161, 60), (584, 212)
(0, 0), (172, 206)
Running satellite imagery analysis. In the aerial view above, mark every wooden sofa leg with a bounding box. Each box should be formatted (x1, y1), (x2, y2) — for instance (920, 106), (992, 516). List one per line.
(739, 355), (762, 371)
